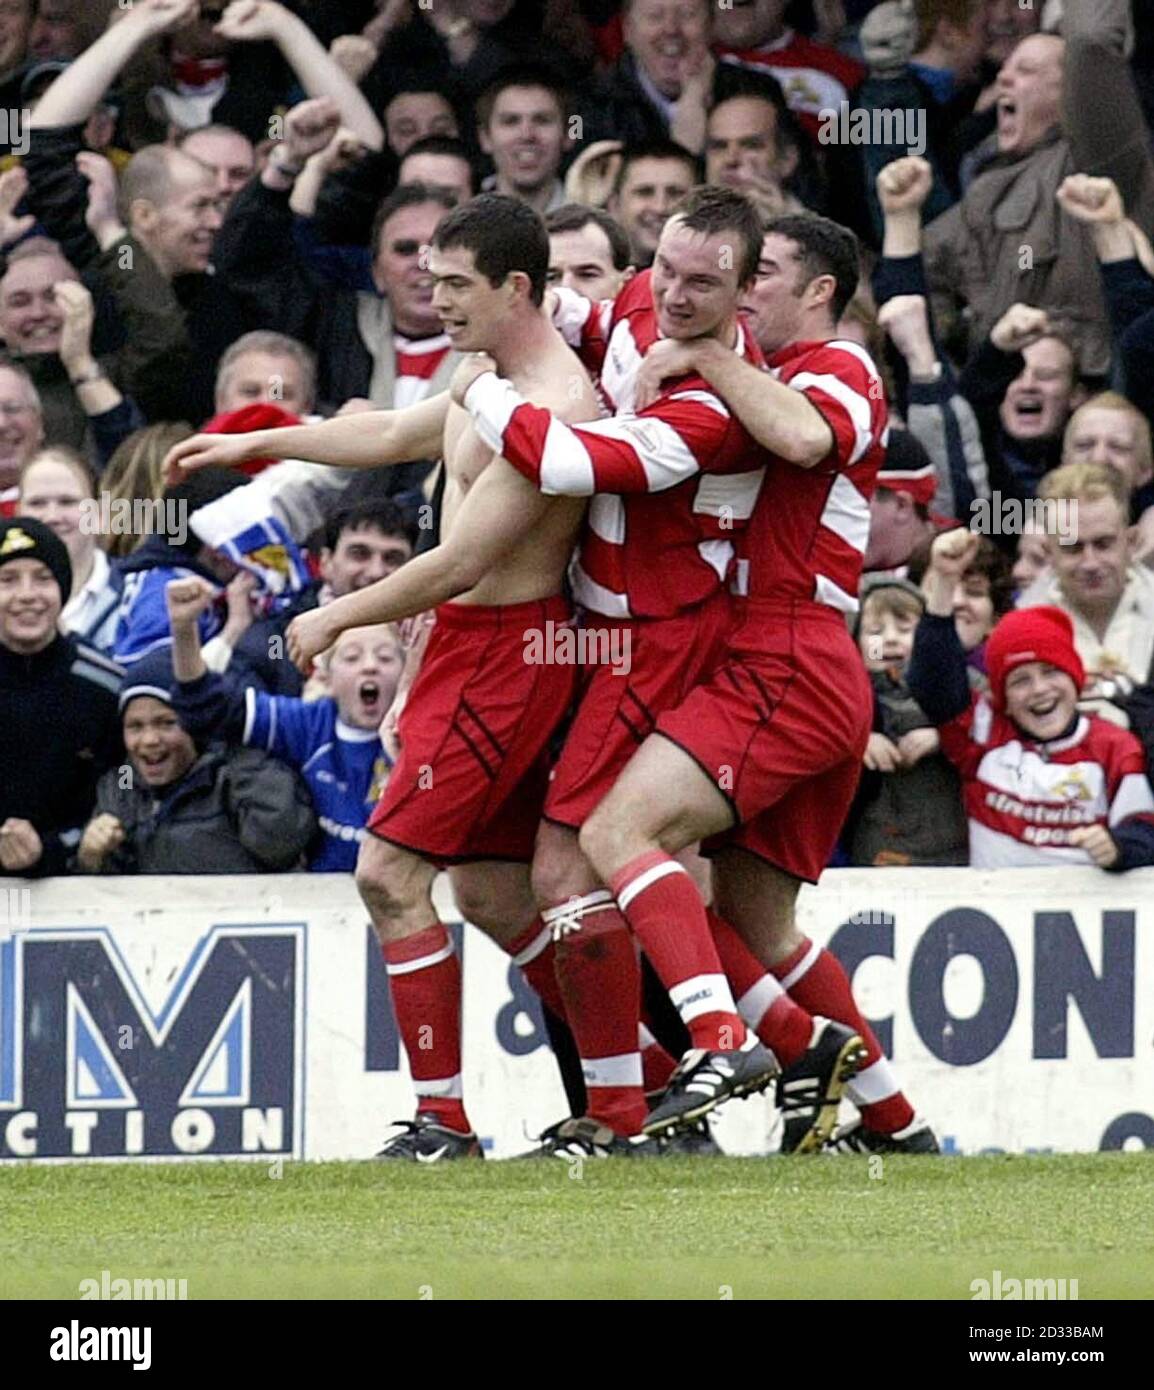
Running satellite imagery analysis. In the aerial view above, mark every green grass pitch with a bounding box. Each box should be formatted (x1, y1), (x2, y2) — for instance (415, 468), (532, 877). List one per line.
(3, 1154), (1150, 1300)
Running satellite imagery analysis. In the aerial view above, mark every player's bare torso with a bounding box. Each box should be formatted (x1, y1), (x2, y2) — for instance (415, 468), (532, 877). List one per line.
(437, 337), (600, 607)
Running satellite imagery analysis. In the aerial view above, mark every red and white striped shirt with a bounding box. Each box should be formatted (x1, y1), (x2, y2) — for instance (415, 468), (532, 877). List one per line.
(466, 276), (768, 619)
(939, 698), (1154, 868)
(715, 31), (864, 139)
(738, 338), (887, 614)
(393, 333), (451, 410)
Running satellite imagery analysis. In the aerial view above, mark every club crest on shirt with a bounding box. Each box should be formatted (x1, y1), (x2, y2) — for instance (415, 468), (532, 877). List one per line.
(1051, 767), (1093, 803)
(367, 755), (390, 804)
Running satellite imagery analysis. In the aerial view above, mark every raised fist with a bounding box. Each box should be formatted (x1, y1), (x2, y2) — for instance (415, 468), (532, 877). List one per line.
(283, 97), (342, 165)
(929, 526), (980, 579)
(1057, 174), (1125, 227)
(877, 156), (933, 215)
(166, 575), (218, 627)
(990, 302), (1052, 354)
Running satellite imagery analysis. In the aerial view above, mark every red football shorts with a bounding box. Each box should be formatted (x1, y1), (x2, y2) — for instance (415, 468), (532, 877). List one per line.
(544, 590), (735, 828)
(368, 595), (575, 863)
(656, 597), (871, 883)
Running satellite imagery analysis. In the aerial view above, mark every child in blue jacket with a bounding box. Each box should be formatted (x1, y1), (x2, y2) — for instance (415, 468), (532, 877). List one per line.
(166, 576), (402, 871)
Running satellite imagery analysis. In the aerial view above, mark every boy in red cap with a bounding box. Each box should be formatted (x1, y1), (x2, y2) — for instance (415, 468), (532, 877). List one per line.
(909, 529), (1154, 869)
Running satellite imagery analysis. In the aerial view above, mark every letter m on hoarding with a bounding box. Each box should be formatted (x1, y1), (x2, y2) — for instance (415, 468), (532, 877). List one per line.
(0, 927), (303, 1159)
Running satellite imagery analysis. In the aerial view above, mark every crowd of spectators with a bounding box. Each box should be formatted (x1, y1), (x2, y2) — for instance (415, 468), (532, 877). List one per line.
(3, 0), (1154, 879)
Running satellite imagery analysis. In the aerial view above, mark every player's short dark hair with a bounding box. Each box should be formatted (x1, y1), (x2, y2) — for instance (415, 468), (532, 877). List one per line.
(432, 193), (550, 306)
(669, 185), (763, 286)
(323, 500), (412, 553)
(476, 61), (572, 130)
(613, 138), (700, 197)
(370, 183), (458, 257)
(763, 213), (861, 319)
(545, 203), (632, 271)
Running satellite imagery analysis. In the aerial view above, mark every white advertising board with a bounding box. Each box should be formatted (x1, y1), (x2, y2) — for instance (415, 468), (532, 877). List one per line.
(1, 868), (1150, 1160)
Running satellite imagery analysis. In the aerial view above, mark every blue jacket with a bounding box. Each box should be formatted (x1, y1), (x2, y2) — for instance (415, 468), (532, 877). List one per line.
(113, 536), (223, 666)
(173, 670), (390, 872)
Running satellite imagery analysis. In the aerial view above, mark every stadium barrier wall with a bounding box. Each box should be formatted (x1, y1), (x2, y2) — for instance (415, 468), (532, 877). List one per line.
(1, 868), (1151, 1161)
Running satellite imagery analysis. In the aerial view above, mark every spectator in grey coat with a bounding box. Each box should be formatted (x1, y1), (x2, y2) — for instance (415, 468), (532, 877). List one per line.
(75, 647), (316, 874)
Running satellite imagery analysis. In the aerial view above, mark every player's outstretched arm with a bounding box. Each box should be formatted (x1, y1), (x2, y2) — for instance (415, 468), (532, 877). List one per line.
(286, 456), (553, 668)
(163, 392), (450, 483)
(453, 357), (730, 495)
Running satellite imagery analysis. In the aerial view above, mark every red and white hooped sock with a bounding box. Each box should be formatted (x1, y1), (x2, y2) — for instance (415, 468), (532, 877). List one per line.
(383, 922), (470, 1134)
(543, 890), (647, 1137)
(507, 916), (567, 1020)
(706, 909), (814, 1067)
(610, 850), (746, 1052)
(773, 937), (915, 1135)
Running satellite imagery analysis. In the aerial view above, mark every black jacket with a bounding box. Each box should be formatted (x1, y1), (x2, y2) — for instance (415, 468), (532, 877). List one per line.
(585, 53), (673, 146)
(0, 634), (123, 876)
(211, 178), (362, 402)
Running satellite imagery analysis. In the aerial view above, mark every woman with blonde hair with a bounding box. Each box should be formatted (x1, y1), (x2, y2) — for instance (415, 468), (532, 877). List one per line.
(99, 422), (193, 560)
(17, 446), (122, 652)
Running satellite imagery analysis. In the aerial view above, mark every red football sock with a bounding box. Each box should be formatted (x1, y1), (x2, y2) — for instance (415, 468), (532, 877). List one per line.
(707, 909), (812, 1067)
(611, 850), (746, 1052)
(507, 917), (566, 1021)
(774, 938), (915, 1134)
(544, 891), (648, 1137)
(383, 922), (470, 1134)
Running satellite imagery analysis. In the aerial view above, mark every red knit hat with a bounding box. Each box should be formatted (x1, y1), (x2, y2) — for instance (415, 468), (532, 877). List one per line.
(200, 403), (303, 476)
(985, 607), (1085, 711)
